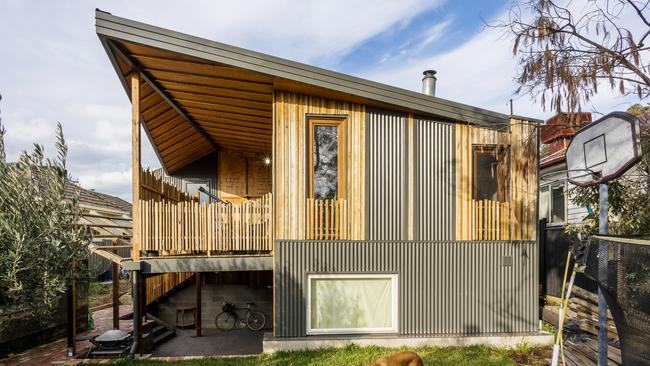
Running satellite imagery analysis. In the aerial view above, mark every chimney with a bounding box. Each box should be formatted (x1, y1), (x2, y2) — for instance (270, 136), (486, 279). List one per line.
(421, 70), (437, 96)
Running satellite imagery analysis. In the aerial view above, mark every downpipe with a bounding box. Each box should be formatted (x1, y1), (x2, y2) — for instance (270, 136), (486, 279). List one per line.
(129, 270), (140, 358)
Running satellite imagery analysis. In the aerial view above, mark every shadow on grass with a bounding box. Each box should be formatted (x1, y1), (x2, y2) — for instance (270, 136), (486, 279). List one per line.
(107, 343), (549, 366)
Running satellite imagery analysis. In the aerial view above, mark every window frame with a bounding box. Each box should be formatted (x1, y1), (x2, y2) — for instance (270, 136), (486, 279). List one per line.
(307, 116), (347, 200)
(472, 145), (500, 201)
(540, 181), (568, 226)
(306, 273), (399, 335)
(185, 180), (210, 203)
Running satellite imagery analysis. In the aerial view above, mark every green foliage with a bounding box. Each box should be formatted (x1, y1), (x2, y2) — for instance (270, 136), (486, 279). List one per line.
(0, 120), (91, 326)
(567, 104), (650, 311)
(499, 1), (650, 113)
(105, 344), (545, 365)
(567, 104), (650, 236)
(540, 321), (557, 336)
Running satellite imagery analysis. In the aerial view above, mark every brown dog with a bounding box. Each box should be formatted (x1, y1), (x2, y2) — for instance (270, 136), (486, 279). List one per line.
(368, 351), (425, 366)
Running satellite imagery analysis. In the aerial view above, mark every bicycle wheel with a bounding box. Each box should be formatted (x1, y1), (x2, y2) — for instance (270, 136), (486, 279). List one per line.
(245, 311), (266, 331)
(215, 311), (236, 331)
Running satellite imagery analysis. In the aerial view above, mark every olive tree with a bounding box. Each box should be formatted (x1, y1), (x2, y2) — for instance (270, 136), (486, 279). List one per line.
(0, 102), (91, 327)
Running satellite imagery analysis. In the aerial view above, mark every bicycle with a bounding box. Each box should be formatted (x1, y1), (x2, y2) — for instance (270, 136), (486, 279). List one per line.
(215, 301), (266, 331)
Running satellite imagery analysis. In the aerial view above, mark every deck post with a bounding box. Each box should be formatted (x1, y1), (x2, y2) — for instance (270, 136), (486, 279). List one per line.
(131, 72), (141, 261)
(196, 272), (202, 337)
(112, 261), (120, 329)
(66, 258), (77, 357)
(130, 270), (142, 356)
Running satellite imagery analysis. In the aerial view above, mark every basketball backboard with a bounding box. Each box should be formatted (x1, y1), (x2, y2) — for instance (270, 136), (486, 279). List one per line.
(566, 112), (642, 186)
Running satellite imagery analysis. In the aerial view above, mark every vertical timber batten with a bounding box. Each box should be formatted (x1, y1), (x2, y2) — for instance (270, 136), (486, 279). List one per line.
(273, 91), (365, 240)
(131, 72), (141, 260)
(455, 123), (472, 240)
(454, 119), (538, 241)
(509, 117), (538, 240)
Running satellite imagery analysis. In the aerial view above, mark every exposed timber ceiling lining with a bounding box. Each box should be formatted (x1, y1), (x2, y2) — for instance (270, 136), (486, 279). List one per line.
(114, 40), (273, 173)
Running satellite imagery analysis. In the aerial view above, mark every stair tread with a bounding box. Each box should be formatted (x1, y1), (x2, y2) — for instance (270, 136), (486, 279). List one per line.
(153, 329), (175, 345)
(152, 325), (166, 335)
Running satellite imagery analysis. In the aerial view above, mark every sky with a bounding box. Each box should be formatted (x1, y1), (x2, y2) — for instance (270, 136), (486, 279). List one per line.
(0, 0), (645, 201)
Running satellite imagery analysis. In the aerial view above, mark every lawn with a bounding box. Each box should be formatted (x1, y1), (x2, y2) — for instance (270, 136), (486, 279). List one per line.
(107, 344), (550, 366)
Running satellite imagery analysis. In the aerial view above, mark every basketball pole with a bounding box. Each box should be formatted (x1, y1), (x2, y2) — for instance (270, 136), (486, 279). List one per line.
(598, 183), (609, 366)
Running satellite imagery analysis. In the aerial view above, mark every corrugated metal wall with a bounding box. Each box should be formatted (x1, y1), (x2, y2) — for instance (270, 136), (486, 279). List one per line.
(89, 239), (130, 277)
(414, 118), (455, 240)
(365, 109), (408, 240)
(153, 152), (218, 199)
(275, 240), (538, 337)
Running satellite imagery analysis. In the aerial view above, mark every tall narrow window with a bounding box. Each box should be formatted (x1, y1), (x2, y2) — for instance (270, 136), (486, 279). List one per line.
(551, 185), (566, 223)
(309, 118), (346, 199)
(539, 183), (567, 225)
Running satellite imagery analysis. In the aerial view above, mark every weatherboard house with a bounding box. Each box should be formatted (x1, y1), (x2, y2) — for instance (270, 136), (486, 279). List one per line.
(93, 10), (549, 353)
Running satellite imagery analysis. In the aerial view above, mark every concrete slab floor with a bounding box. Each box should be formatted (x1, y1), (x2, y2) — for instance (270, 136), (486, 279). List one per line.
(152, 328), (264, 357)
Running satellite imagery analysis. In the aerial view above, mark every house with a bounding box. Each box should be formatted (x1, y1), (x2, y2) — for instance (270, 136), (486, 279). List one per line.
(539, 113), (592, 228)
(93, 10), (550, 354)
(65, 181), (132, 279)
(0, 183), (130, 358)
(538, 113), (593, 297)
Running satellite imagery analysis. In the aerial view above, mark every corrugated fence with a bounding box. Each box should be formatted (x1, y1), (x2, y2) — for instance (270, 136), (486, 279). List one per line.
(275, 240), (538, 337)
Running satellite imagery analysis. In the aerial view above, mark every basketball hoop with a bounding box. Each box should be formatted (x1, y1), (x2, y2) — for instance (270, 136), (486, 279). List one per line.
(566, 112), (642, 187)
(558, 111), (643, 366)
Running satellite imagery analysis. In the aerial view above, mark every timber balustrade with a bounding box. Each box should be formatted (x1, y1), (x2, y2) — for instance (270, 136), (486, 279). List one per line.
(146, 272), (193, 304)
(140, 169), (196, 202)
(139, 193), (273, 255)
(306, 198), (348, 240)
(472, 199), (511, 240)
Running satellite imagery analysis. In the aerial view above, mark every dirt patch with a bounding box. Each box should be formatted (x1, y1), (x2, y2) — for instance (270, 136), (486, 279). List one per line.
(508, 347), (552, 365)
(89, 280), (130, 308)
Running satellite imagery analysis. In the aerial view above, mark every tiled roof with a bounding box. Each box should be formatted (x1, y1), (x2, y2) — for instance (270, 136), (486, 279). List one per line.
(540, 148), (567, 168)
(65, 182), (131, 213)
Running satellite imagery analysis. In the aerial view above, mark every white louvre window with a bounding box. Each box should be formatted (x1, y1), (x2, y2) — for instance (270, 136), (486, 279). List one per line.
(307, 274), (398, 335)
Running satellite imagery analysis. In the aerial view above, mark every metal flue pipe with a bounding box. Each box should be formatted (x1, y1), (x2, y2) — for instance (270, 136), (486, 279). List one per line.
(422, 70), (437, 96)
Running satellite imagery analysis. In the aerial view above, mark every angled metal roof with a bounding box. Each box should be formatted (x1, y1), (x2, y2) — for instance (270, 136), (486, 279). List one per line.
(95, 10), (537, 127)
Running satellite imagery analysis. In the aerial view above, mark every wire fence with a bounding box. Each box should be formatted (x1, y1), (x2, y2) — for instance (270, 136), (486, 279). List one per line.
(582, 235), (650, 365)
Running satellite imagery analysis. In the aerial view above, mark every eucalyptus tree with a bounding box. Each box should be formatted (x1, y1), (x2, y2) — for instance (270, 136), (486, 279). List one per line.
(497, 0), (650, 113)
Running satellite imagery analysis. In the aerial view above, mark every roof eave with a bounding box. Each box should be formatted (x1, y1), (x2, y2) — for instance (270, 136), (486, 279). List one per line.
(95, 9), (531, 128)
(96, 29), (170, 174)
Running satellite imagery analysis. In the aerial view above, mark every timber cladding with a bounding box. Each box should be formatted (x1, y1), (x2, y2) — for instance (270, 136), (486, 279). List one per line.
(455, 120), (538, 241)
(274, 240), (538, 337)
(273, 91), (365, 240)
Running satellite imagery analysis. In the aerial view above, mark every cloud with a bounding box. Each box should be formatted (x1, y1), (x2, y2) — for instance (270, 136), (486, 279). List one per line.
(0, 0), (442, 200)
(109, 0), (444, 66)
(360, 5), (647, 120)
(77, 169), (132, 199)
(361, 27), (522, 115)
(2, 0), (645, 202)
